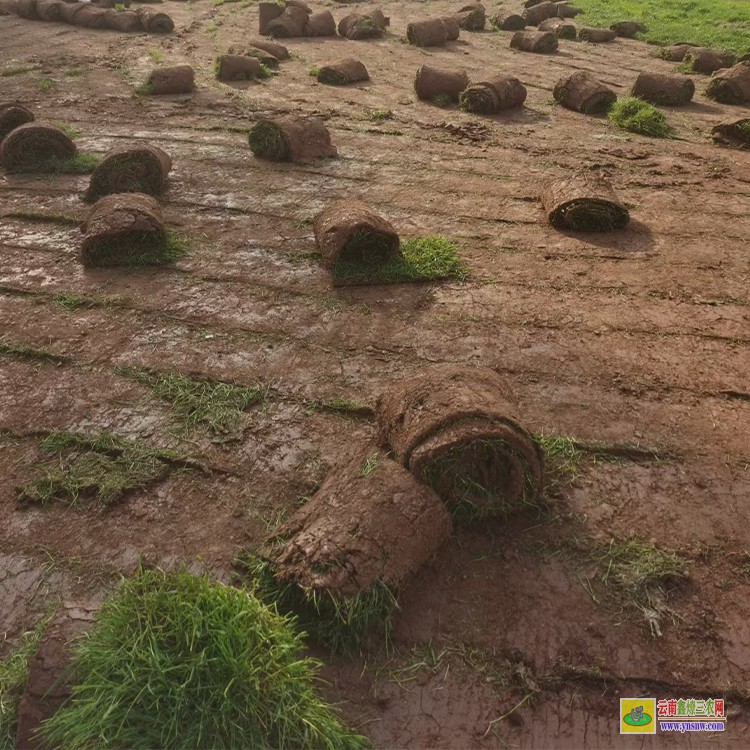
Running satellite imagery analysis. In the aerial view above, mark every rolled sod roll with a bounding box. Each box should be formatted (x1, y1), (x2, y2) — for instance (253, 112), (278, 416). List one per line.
(85, 143), (171, 202)
(0, 122), (76, 173)
(684, 47), (736, 74)
(258, 451), (453, 598)
(338, 13), (381, 39)
(137, 6), (174, 32)
(610, 20), (646, 38)
(104, 8), (142, 31)
(491, 12), (525, 31)
(15, 0), (37, 19)
(510, 30), (558, 53)
(553, 71), (616, 113)
(706, 62), (750, 104)
(407, 18), (449, 47)
(247, 38), (289, 59)
(286, 0), (310, 10)
(369, 8), (389, 29)
(72, 5), (109, 27)
(80, 193), (167, 267)
(0, 103), (34, 143)
(414, 64), (469, 103)
(459, 75), (527, 113)
(658, 43), (698, 62)
(265, 6), (308, 37)
(35, 0), (63, 20)
(454, 4), (484, 31)
(439, 15), (460, 40)
(58, 1), (85, 23)
(555, 2), (582, 19)
(242, 46), (280, 67)
(712, 118), (750, 148)
(523, 0), (554, 26)
(249, 116), (337, 163)
(578, 27), (616, 43)
(376, 365), (544, 520)
(631, 72), (694, 105)
(306, 10), (336, 36)
(142, 65), (194, 94)
(538, 17), (576, 39)
(314, 200), (400, 270)
(216, 54), (263, 80)
(541, 173), (629, 232)
(258, 1), (283, 34)
(317, 58), (369, 86)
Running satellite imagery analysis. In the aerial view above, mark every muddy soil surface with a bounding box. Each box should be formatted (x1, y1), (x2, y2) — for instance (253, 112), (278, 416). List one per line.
(1, 1), (749, 747)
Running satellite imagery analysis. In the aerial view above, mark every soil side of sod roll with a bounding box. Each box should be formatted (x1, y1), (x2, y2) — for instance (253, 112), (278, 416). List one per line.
(247, 38), (289, 59)
(216, 54), (263, 81)
(85, 144), (172, 202)
(510, 30), (558, 53)
(541, 172), (629, 232)
(658, 43), (698, 62)
(258, 0), (283, 34)
(142, 65), (195, 95)
(15, 0), (36, 18)
(491, 11), (525, 31)
(712, 118), (750, 148)
(72, 5), (109, 28)
(136, 6), (173, 32)
(369, 8), (389, 29)
(248, 116), (337, 163)
(407, 18), (450, 47)
(632, 72), (695, 106)
(439, 15), (460, 40)
(314, 199), (400, 270)
(454, 5), (485, 31)
(523, 0), (554, 26)
(35, 0), (62, 20)
(376, 365), (544, 522)
(706, 62), (750, 104)
(306, 10), (336, 36)
(0, 103), (34, 143)
(553, 71), (617, 114)
(538, 17), (576, 39)
(555, 2), (582, 19)
(80, 193), (168, 267)
(317, 58), (369, 86)
(104, 8), (142, 31)
(684, 47), (736, 74)
(338, 13), (381, 39)
(578, 27), (616, 43)
(460, 75), (527, 114)
(265, 6), (309, 37)
(0, 122), (76, 173)
(414, 64), (469, 103)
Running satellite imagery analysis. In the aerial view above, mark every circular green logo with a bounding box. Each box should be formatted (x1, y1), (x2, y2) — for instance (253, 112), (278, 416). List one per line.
(623, 710), (652, 727)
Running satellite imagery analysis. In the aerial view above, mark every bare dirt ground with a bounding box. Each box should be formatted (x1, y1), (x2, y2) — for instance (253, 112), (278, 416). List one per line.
(1, 1), (749, 747)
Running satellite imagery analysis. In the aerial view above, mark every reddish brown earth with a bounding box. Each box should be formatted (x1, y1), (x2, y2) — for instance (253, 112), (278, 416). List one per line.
(1, 1), (749, 747)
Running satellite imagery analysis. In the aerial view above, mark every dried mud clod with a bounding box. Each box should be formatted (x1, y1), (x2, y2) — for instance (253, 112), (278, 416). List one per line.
(553, 71), (617, 114)
(510, 30), (558, 53)
(541, 172), (630, 232)
(317, 58), (369, 86)
(712, 118), (750, 148)
(631, 72), (695, 106)
(248, 116), (337, 163)
(706, 61), (750, 105)
(0, 121), (76, 173)
(459, 75), (527, 114)
(414, 64), (469, 104)
(376, 365), (544, 524)
(0, 102), (34, 142)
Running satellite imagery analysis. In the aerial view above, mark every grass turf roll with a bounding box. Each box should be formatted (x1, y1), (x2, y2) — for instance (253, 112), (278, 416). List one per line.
(103, 8), (142, 31)
(71, 5), (109, 27)
(414, 64), (468, 103)
(228, 45), (279, 67)
(491, 11), (525, 31)
(314, 199), (400, 270)
(706, 62), (750, 104)
(369, 8), (389, 29)
(522, 0), (554, 26)
(657, 43), (698, 62)
(555, 1), (582, 19)
(137, 6), (173, 32)
(610, 20), (647, 38)
(684, 47), (735, 74)
(306, 9), (335, 36)
(317, 58), (369, 85)
(0, 103), (34, 143)
(58, 1), (86, 23)
(246, 38), (289, 59)
(407, 18), (449, 47)
(454, 4), (485, 31)
(578, 26), (616, 43)
(249, 116), (337, 163)
(439, 15), (460, 40)
(538, 17), (576, 39)
(80, 193), (169, 267)
(712, 118), (750, 148)
(541, 172), (629, 232)
(376, 365), (544, 523)
(632, 72), (694, 106)
(258, 0), (283, 34)
(142, 64), (195, 94)
(338, 13), (381, 39)
(510, 30), (558, 53)
(85, 143), (172, 202)
(216, 54), (263, 80)
(553, 71), (616, 114)
(35, 0), (62, 20)
(459, 75), (527, 113)
(0, 122), (76, 173)
(265, 6), (309, 37)
(15, 0), (37, 18)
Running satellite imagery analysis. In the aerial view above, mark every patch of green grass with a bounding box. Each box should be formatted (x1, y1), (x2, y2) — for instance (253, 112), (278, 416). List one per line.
(0, 613), (53, 750)
(57, 123), (81, 139)
(431, 93), (453, 108)
(116, 366), (267, 434)
(51, 293), (88, 310)
(573, 0), (750, 54)
(308, 66), (320, 77)
(258, 63), (272, 79)
(45, 151), (102, 174)
(4, 210), (79, 228)
(239, 554), (396, 657)
(148, 49), (165, 64)
(360, 452), (379, 477)
(306, 396), (373, 418)
(40, 567), (370, 749)
(608, 97), (670, 138)
(36, 75), (55, 92)
(17, 431), (187, 507)
(365, 109), (393, 122)
(0, 337), (70, 365)
(1, 64), (35, 77)
(331, 236), (468, 286)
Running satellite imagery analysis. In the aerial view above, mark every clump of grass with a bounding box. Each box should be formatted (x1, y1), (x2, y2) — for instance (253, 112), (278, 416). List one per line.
(1, 64), (36, 77)
(308, 66), (320, 77)
(64, 68), (83, 78)
(51, 293), (88, 310)
(258, 63), (272, 79)
(45, 152), (102, 174)
(534, 433), (585, 488)
(40, 567), (371, 749)
(360, 452), (379, 477)
(608, 97), (670, 138)
(331, 236), (468, 286)
(148, 49), (165, 64)
(365, 109), (393, 122)
(5, 209), (80, 226)
(0, 337), (70, 365)
(306, 396), (372, 418)
(36, 75), (55, 92)
(116, 366), (267, 434)
(17, 431), (185, 506)
(57, 123), (81, 139)
(239, 553), (396, 656)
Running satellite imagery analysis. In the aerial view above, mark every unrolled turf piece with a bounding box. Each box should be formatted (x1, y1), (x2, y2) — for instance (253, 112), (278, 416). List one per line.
(0, 103), (34, 143)
(538, 17), (576, 39)
(578, 27), (616, 42)
(610, 20), (646, 37)
(338, 13), (381, 40)
(454, 3), (485, 31)
(706, 62), (750, 104)
(247, 38), (289, 59)
(712, 118), (750, 148)
(137, 6), (173, 32)
(407, 18), (450, 47)
(0, 122), (76, 172)
(249, 116), (336, 163)
(541, 173), (629, 232)
(439, 15), (460, 40)
(85, 144), (171, 202)
(491, 11), (525, 30)
(658, 43), (698, 62)
(306, 10), (336, 36)
(314, 200), (400, 270)
(104, 8), (142, 31)
(523, 0), (554, 26)
(142, 65), (194, 94)
(632, 72), (695, 105)
(460, 75), (527, 113)
(510, 30), (558, 53)
(555, 1), (582, 19)
(265, 5), (308, 37)
(414, 64), (468, 103)
(258, 1), (282, 34)
(81, 193), (168, 267)
(35, 0), (62, 20)
(553, 71), (616, 113)
(376, 365), (544, 521)
(684, 47), (736, 74)
(317, 58), (369, 86)
(216, 54), (263, 80)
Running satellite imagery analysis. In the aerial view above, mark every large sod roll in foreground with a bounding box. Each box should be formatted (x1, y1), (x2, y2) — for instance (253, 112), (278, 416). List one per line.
(553, 71), (616, 114)
(541, 173), (629, 232)
(85, 144), (172, 202)
(314, 200), (400, 270)
(249, 116), (337, 163)
(0, 122), (76, 172)
(317, 59), (369, 86)
(631, 72), (694, 105)
(712, 118), (750, 148)
(0, 103), (34, 142)
(80, 193), (168, 267)
(376, 365), (544, 522)
(414, 64), (469, 103)
(510, 30), (558, 53)
(459, 75), (527, 114)
(706, 62), (750, 105)
(407, 18), (450, 47)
